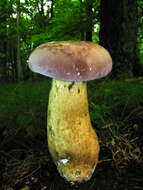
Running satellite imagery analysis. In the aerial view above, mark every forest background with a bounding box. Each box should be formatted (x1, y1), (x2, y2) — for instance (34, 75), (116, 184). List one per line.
(0, 0), (143, 190)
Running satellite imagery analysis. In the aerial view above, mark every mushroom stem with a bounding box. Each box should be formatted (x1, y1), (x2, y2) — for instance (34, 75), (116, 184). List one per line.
(48, 79), (100, 183)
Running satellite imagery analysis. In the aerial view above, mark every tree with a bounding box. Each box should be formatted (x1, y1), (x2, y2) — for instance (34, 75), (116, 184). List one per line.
(99, 0), (142, 79)
(0, 0), (8, 82)
(85, 0), (93, 41)
(16, 0), (23, 80)
(138, 0), (143, 67)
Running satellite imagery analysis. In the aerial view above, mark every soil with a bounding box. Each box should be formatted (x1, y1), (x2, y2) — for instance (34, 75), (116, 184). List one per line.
(1, 158), (143, 190)
(1, 130), (143, 190)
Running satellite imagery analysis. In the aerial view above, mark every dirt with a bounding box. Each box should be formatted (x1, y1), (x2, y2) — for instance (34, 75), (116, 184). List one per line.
(1, 159), (143, 190)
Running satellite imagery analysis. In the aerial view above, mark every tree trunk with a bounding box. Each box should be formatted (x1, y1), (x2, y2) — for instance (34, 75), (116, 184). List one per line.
(0, 0), (7, 82)
(16, 0), (22, 81)
(50, 0), (54, 18)
(79, 0), (85, 40)
(85, 0), (93, 41)
(81, 32), (85, 40)
(99, 0), (141, 79)
(0, 35), (7, 82)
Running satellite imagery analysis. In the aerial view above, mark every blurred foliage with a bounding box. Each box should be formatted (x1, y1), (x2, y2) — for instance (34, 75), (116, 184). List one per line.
(0, 80), (51, 138)
(0, 0), (143, 81)
(138, 0), (143, 66)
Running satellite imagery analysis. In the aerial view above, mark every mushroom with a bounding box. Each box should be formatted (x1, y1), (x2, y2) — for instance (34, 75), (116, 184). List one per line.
(28, 41), (112, 183)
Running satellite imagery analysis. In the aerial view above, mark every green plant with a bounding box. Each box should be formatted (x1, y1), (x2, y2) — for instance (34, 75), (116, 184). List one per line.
(88, 79), (143, 166)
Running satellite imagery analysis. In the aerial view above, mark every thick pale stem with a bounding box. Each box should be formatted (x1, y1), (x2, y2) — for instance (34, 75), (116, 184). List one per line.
(48, 79), (100, 183)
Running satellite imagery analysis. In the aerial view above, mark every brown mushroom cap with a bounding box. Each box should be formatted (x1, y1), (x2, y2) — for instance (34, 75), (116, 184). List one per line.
(28, 41), (112, 81)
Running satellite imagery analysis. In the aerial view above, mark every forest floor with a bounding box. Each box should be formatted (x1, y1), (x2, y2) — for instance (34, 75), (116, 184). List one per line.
(1, 148), (143, 190)
(0, 79), (143, 190)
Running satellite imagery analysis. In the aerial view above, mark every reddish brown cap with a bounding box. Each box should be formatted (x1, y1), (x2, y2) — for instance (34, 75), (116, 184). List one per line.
(28, 41), (112, 81)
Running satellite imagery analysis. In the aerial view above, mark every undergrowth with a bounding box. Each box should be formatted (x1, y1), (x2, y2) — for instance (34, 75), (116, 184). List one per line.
(88, 79), (143, 166)
(0, 79), (143, 188)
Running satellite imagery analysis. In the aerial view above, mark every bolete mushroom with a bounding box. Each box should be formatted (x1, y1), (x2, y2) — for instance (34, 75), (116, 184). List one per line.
(28, 41), (112, 183)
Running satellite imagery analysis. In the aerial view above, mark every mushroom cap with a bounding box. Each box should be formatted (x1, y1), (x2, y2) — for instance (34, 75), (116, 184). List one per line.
(28, 41), (112, 81)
